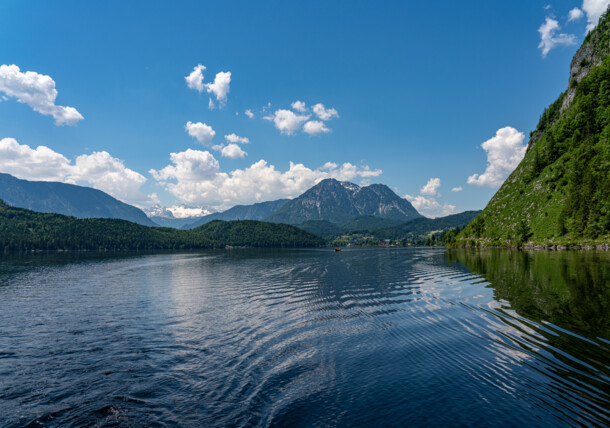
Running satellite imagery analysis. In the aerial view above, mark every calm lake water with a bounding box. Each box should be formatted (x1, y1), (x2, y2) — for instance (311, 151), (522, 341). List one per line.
(0, 248), (608, 427)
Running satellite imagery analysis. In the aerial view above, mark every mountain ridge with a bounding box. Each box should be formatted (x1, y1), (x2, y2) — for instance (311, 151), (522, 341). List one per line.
(265, 178), (421, 225)
(0, 173), (157, 227)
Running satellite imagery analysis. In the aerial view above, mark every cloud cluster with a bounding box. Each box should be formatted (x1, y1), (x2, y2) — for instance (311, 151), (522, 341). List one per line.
(467, 126), (526, 187)
(569, 7), (585, 21)
(264, 109), (310, 135)
(312, 103), (339, 121)
(264, 101), (339, 136)
(0, 138), (154, 205)
(404, 177), (455, 218)
(185, 121), (216, 146)
(405, 194), (456, 218)
(577, 0), (610, 32)
(0, 64), (83, 126)
(420, 177), (441, 196)
(538, 17), (576, 57)
(245, 109), (254, 118)
(220, 143), (247, 159)
(224, 133), (249, 144)
(150, 149), (381, 209)
(185, 64), (231, 108)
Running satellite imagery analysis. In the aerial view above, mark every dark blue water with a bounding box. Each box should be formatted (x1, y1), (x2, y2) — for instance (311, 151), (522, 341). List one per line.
(0, 248), (608, 427)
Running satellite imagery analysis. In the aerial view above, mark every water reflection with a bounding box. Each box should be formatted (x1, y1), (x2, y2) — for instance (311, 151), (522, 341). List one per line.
(0, 248), (608, 427)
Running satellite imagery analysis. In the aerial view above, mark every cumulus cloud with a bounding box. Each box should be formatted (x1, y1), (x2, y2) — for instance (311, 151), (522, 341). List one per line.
(582, 0), (610, 32)
(303, 120), (330, 135)
(291, 100), (307, 112)
(451, 186), (463, 192)
(404, 194), (456, 218)
(312, 103), (339, 121)
(185, 121), (216, 146)
(167, 205), (213, 218)
(205, 71), (231, 107)
(245, 109), (254, 118)
(538, 17), (576, 57)
(184, 64), (231, 108)
(264, 109), (310, 135)
(220, 143), (247, 159)
(404, 177), (456, 218)
(150, 149), (381, 209)
(185, 64), (206, 92)
(467, 126), (527, 187)
(569, 7), (585, 21)
(420, 177), (441, 196)
(0, 64), (83, 126)
(224, 133), (249, 144)
(0, 138), (153, 205)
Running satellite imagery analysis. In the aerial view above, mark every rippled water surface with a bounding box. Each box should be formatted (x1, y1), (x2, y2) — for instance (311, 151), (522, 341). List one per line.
(0, 248), (608, 427)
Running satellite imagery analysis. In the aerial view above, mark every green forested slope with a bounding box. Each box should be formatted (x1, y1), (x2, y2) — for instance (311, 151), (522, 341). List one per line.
(458, 11), (610, 246)
(0, 200), (324, 251)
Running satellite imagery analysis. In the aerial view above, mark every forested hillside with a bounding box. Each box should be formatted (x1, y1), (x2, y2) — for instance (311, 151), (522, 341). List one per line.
(0, 200), (324, 251)
(458, 11), (610, 246)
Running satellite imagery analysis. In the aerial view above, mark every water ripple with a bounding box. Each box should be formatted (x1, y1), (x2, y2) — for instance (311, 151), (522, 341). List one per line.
(0, 248), (608, 427)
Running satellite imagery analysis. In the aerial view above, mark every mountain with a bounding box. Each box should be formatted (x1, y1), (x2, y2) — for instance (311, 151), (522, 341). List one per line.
(0, 173), (157, 227)
(371, 210), (481, 240)
(185, 199), (289, 229)
(265, 178), (421, 225)
(0, 199), (324, 251)
(296, 211), (478, 240)
(458, 10), (610, 246)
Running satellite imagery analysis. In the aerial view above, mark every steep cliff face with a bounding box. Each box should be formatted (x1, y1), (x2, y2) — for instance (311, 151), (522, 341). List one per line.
(562, 22), (610, 111)
(458, 9), (610, 246)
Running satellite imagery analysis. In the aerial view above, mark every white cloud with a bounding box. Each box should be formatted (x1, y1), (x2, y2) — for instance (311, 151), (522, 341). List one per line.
(205, 71), (231, 107)
(291, 100), (307, 112)
(225, 133), (250, 144)
(582, 0), (610, 32)
(264, 109), (310, 135)
(185, 64), (206, 92)
(451, 186), (463, 192)
(467, 126), (527, 187)
(538, 17), (576, 57)
(245, 109), (254, 118)
(303, 120), (330, 135)
(167, 205), (213, 218)
(404, 194), (456, 218)
(220, 143), (247, 159)
(568, 7), (585, 21)
(150, 149), (381, 209)
(0, 138), (154, 205)
(0, 64), (83, 126)
(420, 177), (441, 196)
(312, 103), (339, 121)
(185, 121), (216, 146)
(185, 65), (231, 108)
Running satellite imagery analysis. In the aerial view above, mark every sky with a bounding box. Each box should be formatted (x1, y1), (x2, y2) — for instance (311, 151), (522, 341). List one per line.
(0, 0), (608, 218)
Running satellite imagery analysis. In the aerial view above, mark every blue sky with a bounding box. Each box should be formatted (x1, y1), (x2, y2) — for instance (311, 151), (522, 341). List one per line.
(0, 0), (606, 217)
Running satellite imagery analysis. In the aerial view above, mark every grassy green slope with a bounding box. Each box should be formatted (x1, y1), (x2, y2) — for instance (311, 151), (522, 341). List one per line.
(458, 12), (610, 247)
(0, 200), (324, 251)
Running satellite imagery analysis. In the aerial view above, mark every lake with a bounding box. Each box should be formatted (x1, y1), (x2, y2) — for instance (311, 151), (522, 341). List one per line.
(0, 248), (608, 427)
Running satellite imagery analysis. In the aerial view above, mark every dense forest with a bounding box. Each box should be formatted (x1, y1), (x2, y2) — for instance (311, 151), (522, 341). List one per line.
(0, 200), (324, 251)
(458, 11), (610, 247)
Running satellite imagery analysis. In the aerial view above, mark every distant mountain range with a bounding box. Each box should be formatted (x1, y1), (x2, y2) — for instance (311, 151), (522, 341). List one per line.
(184, 199), (290, 229)
(0, 173), (156, 226)
(298, 211), (481, 239)
(265, 179), (421, 225)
